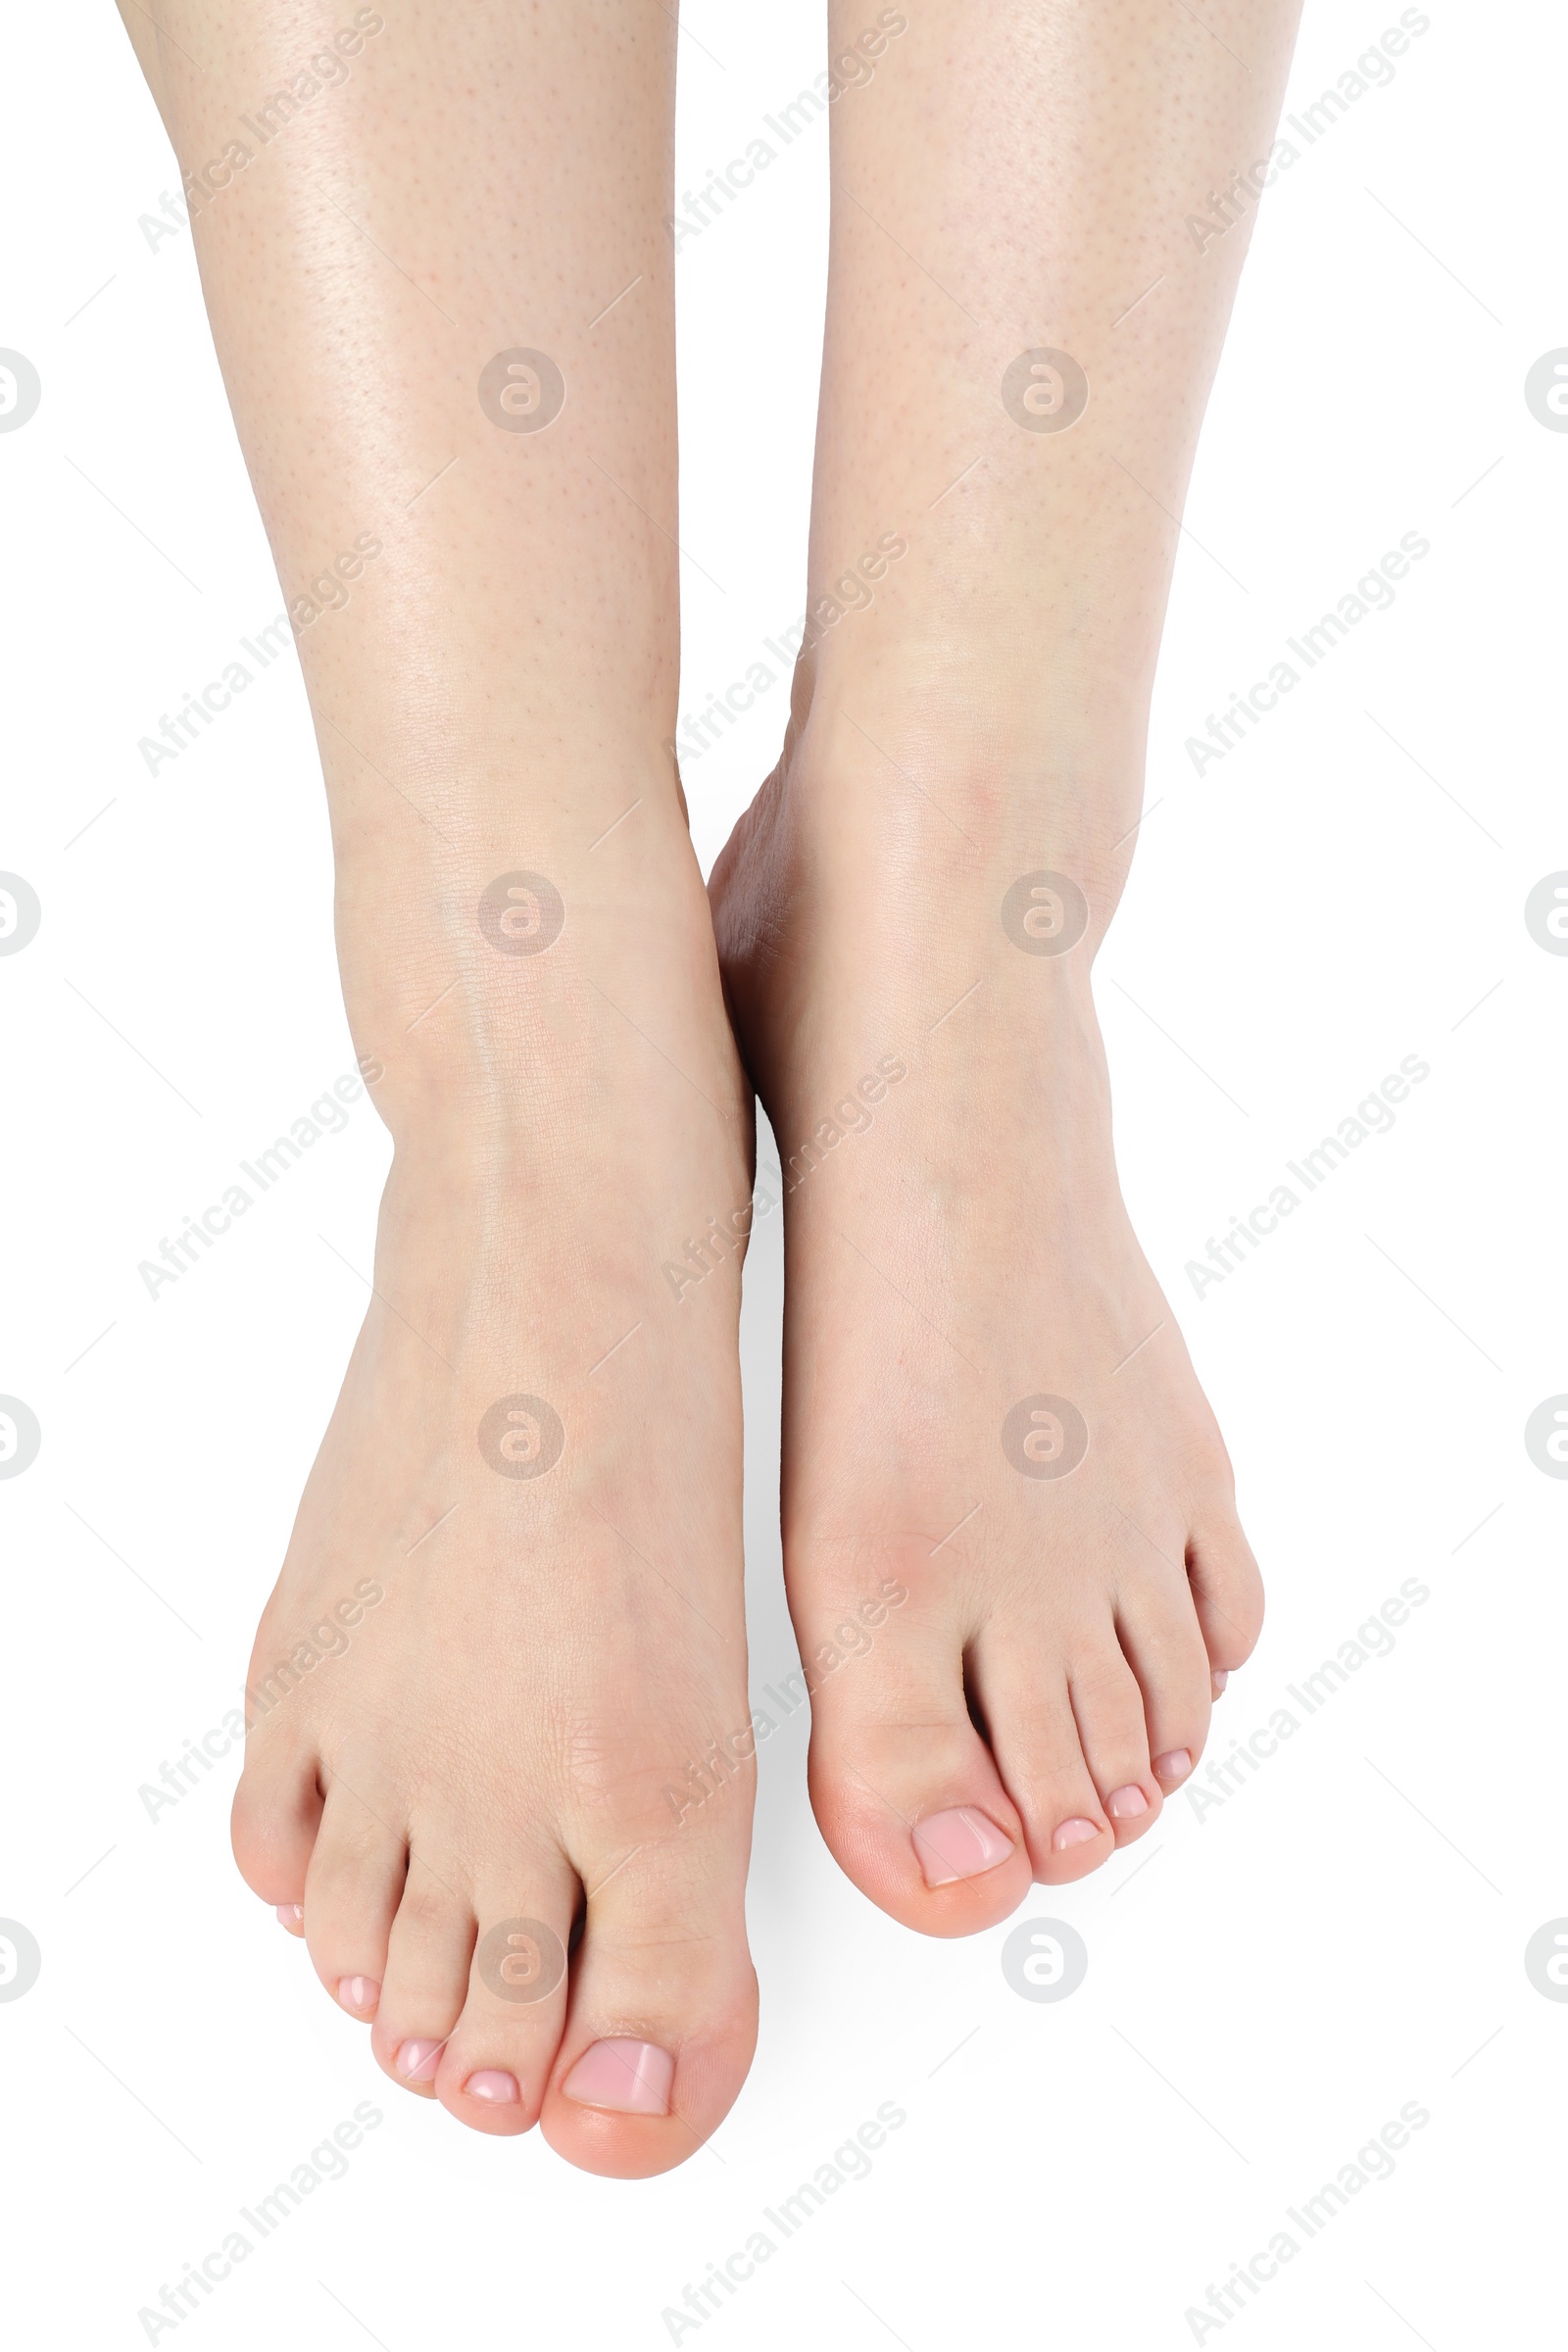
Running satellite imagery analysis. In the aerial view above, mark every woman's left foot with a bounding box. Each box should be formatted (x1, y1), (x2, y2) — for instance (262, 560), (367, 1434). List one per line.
(710, 680), (1263, 1934)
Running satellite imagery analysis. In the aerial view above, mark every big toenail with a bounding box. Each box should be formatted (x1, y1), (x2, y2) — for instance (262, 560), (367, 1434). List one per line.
(1106, 1786), (1149, 1819)
(911, 1805), (1015, 1887)
(1153, 1749), (1192, 1783)
(1212, 1669), (1229, 1696)
(396, 2038), (444, 2082)
(337, 1975), (380, 2014)
(465, 2070), (520, 2104)
(275, 1904), (304, 1932)
(1053, 1817), (1102, 1850)
(562, 2038), (676, 2116)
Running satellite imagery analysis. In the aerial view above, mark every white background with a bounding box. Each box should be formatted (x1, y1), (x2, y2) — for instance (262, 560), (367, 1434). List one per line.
(3, 3), (1565, 2346)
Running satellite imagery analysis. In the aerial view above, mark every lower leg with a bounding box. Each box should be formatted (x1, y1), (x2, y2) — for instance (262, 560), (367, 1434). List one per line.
(120, 0), (756, 2170)
(714, 0), (1301, 1926)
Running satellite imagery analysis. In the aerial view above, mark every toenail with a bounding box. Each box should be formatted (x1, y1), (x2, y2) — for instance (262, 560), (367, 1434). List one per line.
(396, 2038), (444, 2083)
(911, 1805), (1015, 1888)
(337, 1975), (380, 2015)
(1052, 1817), (1102, 1851)
(1106, 1785), (1150, 1820)
(464, 2070), (520, 2104)
(1212, 1669), (1229, 1696)
(1153, 1749), (1192, 1783)
(275, 1904), (303, 1932)
(562, 2038), (676, 2117)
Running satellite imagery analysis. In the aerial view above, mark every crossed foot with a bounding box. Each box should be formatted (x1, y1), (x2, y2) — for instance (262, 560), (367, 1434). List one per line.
(235, 708), (1261, 2179)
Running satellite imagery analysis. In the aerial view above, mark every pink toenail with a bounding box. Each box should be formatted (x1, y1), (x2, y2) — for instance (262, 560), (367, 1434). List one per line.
(1212, 1669), (1229, 1695)
(337, 1975), (379, 2014)
(1106, 1785), (1149, 1820)
(1052, 1816), (1102, 1851)
(396, 2038), (444, 2083)
(465, 2070), (520, 2104)
(275, 1904), (303, 1931)
(1153, 1749), (1192, 1783)
(562, 2037), (676, 2116)
(911, 1805), (1015, 1887)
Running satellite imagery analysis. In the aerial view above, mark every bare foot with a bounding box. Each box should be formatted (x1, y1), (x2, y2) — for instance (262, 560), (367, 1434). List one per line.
(710, 689), (1263, 1935)
(236, 787), (760, 2175)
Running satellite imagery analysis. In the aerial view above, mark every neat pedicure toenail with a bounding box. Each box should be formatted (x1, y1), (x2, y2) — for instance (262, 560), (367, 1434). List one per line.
(1212, 1669), (1229, 1696)
(1153, 1749), (1192, 1783)
(911, 1805), (1015, 1887)
(396, 2038), (444, 2083)
(337, 1975), (379, 2014)
(464, 2070), (520, 2104)
(1053, 1817), (1102, 1851)
(1106, 1785), (1149, 1819)
(562, 2038), (676, 2116)
(275, 1904), (303, 1932)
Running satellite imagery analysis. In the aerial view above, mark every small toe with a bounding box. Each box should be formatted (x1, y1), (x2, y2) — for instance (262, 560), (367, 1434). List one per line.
(371, 1868), (475, 2101)
(232, 1738), (323, 1911)
(432, 1854), (578, 2138)
(1188, 1512), (1264, 1675)
(301, 1783), (407, 2017)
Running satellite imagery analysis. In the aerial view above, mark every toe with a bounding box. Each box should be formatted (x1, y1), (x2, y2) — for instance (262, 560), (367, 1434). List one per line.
(432, 1850), (578, 2138)
(804, 1594), (1031, 1936)
(965, 1642), (1114, 1883)
(1067, 1648), (1161, 1844)
(232, 1732), (323, 1912)
(301, 1783), (407, 2020)
(541, 1821), (758, 2179)
(370, 1868), (475, 2101)
(1188, 1511), (1264, 1679)
(1113, 1571), (1213, 1793)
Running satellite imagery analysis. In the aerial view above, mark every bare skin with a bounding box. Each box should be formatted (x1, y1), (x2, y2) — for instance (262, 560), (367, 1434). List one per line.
(119, 0), (1302, 2178)
(710, 0), (1301, 1932)
(118, 2), (758, 2176)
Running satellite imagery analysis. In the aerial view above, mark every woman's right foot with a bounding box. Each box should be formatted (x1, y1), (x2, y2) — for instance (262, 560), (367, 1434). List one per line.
(234, 772), (760, 2178)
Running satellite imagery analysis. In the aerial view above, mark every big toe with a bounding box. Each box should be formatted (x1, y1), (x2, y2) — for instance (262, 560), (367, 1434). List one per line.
(803, 1585), (1031, 1936)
